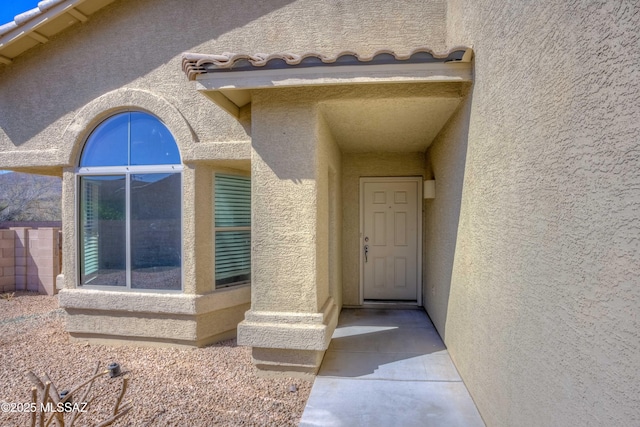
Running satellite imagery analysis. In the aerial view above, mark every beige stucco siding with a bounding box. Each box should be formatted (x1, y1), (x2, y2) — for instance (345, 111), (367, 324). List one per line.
(250, 95), (319, 313)
(0, 0), (447, 170)
(430, 1), (640, 426)
(237, 90), (341, 375)
(2, 0), (637, 421)
(0, 0), (447, 353)
(61, 286), (251, 346)
(316, 113), (343, 311)
(423, 95), (470, 335)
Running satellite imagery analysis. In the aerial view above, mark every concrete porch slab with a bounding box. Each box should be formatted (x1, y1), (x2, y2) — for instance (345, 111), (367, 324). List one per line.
(299, 308), (485, 427)
(319, 350), (460, 381)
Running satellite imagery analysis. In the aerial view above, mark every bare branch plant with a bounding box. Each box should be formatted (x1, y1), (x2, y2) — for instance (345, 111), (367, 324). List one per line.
(25, 362), (131, 427)
(0, 172), (61, 221)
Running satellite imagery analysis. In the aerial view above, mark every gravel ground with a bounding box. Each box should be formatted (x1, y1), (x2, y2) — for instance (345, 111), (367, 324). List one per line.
(0, 292), (312, 426)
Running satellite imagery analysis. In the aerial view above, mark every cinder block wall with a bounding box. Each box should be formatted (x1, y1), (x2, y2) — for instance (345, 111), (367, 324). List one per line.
(0, 227), (61, 295)
(0, 230), (15, 293)
(12, 227), (28, 291)
(27, 228), (61, 295)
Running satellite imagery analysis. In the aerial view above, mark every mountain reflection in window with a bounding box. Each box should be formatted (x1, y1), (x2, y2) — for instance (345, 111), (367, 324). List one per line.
(78, 112), (182, 291)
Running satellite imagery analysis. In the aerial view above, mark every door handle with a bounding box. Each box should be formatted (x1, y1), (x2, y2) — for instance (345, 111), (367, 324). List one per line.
(364, 245), (369, 263)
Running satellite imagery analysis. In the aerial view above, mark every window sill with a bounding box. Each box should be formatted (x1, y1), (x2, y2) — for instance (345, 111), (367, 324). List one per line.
(78, 285), (183, 294)
(60, 286), (251, 315)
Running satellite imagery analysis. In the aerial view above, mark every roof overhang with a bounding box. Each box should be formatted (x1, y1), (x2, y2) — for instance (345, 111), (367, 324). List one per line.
(182, 47), (473, 118)
(0, 0), (116, 65)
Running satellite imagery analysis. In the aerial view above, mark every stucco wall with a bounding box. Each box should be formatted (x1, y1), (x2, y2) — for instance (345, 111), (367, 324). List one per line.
(423, 95), (470, 336)
(1, 0), (449, 357)
(237, 91), (341, 375)
(341, 153), (425, 306)
(435, 2), (640, 426)
(60, 286), (251, 346)
(250, 93), (320, 313)
(316, 113), (343, 311)
(0, 0), (447, 171)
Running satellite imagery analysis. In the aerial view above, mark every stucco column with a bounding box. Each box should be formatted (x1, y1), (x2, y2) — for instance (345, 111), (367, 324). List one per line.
(181, 163), (199, 295)
(60, 168), (76, 288)
(237, 95), (339, 377)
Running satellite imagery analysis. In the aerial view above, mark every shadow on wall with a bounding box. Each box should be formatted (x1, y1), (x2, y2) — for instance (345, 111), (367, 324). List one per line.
(423, 87), (473, 340)
(0, 0), (297, 145)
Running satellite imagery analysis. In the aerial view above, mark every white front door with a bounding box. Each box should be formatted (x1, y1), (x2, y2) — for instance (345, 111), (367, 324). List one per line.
(361, 178), (421, 301)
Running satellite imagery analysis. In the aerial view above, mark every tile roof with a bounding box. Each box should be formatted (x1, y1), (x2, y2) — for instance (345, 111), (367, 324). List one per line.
(0, 0), (65, 37)
(0, 0), (116, 65)
(182, 47), (472, 81)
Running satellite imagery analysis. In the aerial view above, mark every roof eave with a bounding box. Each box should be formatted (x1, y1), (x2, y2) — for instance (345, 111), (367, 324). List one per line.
(0, 0), (116, 65)
(182, 47), (474, 118)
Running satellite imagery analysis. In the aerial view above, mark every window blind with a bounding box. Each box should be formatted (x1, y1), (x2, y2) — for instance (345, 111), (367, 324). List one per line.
(215, 174), (251, 286)
(81, 179), (99, 276)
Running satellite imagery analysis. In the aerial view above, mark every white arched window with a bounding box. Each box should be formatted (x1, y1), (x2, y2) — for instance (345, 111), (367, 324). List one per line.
(77, 111), (182, 291)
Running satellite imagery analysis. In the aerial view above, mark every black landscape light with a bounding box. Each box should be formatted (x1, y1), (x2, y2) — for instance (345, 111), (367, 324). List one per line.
(108, 362), (122, 378)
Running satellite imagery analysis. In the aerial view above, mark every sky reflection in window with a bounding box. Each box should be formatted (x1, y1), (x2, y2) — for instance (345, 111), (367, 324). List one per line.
(80, 112), (180, 167)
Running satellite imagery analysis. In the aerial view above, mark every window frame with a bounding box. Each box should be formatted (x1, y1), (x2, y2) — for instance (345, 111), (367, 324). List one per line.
(75, 112), (183, 293)
(213, 172), (251, 289)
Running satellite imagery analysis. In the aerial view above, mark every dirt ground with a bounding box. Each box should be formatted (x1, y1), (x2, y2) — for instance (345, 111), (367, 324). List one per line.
(0, 292), (312, 426)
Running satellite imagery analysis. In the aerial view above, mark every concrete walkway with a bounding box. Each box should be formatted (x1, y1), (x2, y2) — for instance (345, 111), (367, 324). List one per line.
(299, 308), (485, 427)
